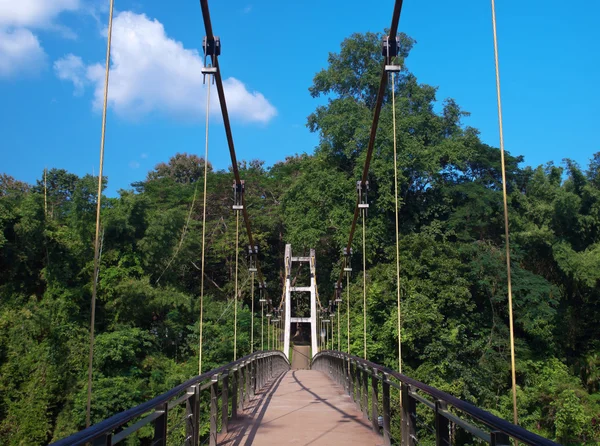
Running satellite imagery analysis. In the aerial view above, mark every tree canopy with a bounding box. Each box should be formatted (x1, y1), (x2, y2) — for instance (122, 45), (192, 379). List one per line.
(1, 31), (599, 445)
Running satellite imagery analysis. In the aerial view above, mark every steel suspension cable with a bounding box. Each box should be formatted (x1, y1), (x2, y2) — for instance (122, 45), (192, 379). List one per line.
(233, 211), (240, 360)
(491, 0), (518, 427)
(86, 0), (114, 428)
(334, 0), (404, 297)
(391, 72), (403, 376)
(198, 75), (212, 375)
(199, 1), (271, 314)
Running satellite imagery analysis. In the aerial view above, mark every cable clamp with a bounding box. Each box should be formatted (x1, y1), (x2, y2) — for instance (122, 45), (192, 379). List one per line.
(357, 181), (370, 214)
(202, 36), (221, 83)
(343, 247), (353, 273)
(248, 245), (258, 272)
(232, 180), (245, 211)
(382, 36), (402, 72)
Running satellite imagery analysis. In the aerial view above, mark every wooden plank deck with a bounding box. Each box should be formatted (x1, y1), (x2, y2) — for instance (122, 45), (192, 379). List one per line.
(217, 369), (383, 445)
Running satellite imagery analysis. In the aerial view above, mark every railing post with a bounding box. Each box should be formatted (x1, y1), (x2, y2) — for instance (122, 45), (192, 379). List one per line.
(231, 368), (238, 420)
(238, 366), (245, 410)
(250, 359), (256, 397)
(210, 377), (218, 446)
(435, 400), (450, 446)
(382, 375), (391, 446)
(92, 434), (112, 446)
(152, 402), (168, 446)
(371, 369), (379, 433)
(185, 385), (199, 446)
(491, 431), (511, 445)
(348, 359), (354, 398)
(244, 362), (250, 403)
(355, 365), (362, 411)
(401, 384), (416, 446)
(362, 367), (369, 420)
(221, 374), (229, 434)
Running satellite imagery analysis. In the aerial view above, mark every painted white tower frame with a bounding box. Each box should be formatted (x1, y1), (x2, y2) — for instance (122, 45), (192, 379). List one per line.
(283, 244), (318, 360)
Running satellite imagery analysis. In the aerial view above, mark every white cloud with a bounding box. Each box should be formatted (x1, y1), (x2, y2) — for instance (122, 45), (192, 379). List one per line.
(54, 53), (86, 94)
(0, 0), (79, 28)
(0, 0), (80, 78)
(56, 11), (277, 124)
(0, 28), (46, 77)
(242, 5), (253, 14)
(129, 160), (140, 169)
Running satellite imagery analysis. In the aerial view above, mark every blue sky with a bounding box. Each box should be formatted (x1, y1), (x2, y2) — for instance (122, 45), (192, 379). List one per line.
(1, 0), (598, 194)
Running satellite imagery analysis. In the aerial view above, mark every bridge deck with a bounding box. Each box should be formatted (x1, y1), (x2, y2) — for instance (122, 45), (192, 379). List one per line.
(217, 370), (381, 445)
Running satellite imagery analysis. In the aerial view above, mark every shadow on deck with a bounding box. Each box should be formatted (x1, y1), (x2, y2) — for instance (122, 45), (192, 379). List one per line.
(217, 369), (381, 445)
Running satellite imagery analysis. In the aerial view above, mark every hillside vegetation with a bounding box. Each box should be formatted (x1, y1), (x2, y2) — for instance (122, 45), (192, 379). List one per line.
(1, 32), (599, 444)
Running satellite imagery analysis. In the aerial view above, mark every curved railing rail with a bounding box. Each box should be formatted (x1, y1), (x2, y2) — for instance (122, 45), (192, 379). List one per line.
(312, 351), (559, 446)
(52, 350), (289, 446)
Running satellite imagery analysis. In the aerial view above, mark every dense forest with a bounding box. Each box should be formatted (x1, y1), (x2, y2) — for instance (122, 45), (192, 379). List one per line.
(1, 32), (599, 445)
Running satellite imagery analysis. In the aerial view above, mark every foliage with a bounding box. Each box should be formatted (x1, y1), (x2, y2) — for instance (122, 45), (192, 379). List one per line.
(1, 31), (599, 445)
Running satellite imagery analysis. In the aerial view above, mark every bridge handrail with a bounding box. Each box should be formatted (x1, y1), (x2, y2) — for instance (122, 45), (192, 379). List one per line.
(52, 350), (288, 446)
(312, 350), (558, 446)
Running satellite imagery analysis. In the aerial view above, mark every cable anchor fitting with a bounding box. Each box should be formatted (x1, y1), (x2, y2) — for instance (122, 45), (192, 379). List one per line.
(357, 180), (370, 216)
(382, 36), (402, 73)
(334, 283), (343, 303)
(232, 180), (245, 211)
(259, 281), (267, 303)
(248, 245), (258, 273)
(343, 247), (353, 273)
(201, 36), (221, 83)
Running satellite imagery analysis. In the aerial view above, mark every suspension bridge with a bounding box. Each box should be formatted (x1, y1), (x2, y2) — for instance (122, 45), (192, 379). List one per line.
(50, 0), (559, 445)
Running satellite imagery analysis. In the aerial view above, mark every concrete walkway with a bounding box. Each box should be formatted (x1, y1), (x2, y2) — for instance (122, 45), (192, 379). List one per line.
(290, 346), (310, 370)
(217, 370), (382, 445)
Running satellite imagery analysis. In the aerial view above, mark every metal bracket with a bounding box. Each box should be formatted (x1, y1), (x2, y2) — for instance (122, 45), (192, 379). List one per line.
(334, 283), (343, 303)
(357, 181), (369, 214)
(248, 245), (258, 272)
(382, 36), (402, 72)
(259, 281), (267, 302)
(343, 247), (353, 273)
(202, 36), (221, 83)
(232, 180), (245, 211)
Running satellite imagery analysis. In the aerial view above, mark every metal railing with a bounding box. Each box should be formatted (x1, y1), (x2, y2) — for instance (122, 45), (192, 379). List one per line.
(312, 351), (559, 446)
(52, 351), (289, 446)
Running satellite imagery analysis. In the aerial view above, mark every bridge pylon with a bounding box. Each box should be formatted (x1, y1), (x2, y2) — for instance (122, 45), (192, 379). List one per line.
(283, 245), (318, 361)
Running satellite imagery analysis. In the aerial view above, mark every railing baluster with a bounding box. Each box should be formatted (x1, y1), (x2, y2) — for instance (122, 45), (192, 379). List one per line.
(232, 368), (238, 420)
(92, 433), (111, 446)
(382, 375), (391, 446)
(250, 359), (256, 397)
(244, 362), (250, 403)
(491, 431), (511, 445)
(355, 365), (362, 411)
(348, 359), (354, 398)
(185, 385), (199, 446)
(401, 383), (416, 446)
(209, 377), (218, 446)
(362, 367), (369, 420)
(371, 369), (379, 433)
(237, 367), (244, 411)
(221, 374), (229, 434)
(435, 400), (450, 446)
(152, 402), (168, 446)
